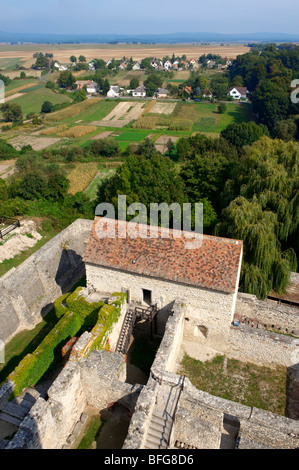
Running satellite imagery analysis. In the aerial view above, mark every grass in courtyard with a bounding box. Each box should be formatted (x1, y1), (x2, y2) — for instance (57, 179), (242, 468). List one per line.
(77, 414), (104, 449)
(178, 354), (288, 416)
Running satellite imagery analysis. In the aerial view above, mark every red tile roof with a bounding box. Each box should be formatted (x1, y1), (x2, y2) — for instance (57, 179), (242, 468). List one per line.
(83, 218), (243, 294)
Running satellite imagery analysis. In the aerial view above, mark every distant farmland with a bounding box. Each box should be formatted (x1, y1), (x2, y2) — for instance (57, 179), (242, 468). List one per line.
(0, 43), (250, 66)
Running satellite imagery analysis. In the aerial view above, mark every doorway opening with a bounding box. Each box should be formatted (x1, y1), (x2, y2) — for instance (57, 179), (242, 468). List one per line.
(142, 289), (152, 306)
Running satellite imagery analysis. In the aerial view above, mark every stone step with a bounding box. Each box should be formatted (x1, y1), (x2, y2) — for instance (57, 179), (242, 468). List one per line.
(148, 427), (164, 440)
(145, 435), (162, 448)
(0, 413), (22, 427)
(2, 402), (28, 420)
(150, 419), (170, 434)
(151, 414), (172, 429)
(144, 435), (168, 449)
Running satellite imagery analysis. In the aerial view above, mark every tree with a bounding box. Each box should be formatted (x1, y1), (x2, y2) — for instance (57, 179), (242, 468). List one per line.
(167, 139), (175, 156)
(78, 55), (86, 63)
(218, 103), (227, 114)
(102, 78), (110, 95)
(34, 53), (50, 69)
(0, 139), (18, 160)
(0, 73), (12, 86)
(97, 154), (186, 220)
(137, 138), (158, 159)
(47, 171), (69, 201)
(180, 152), (231, 215)
(220, 122), (269, 150)
(144, 73), (163, 97)
(0, 103), (23, 122)
(130, 77), (139, 89)
(57, 71), (76, 88)
(41, 101), (54, 113)
(91, 138), (120, 158)
(215, 136), (299, 298)
(16, 173), (49, 200)
(70, 55), (77, 63)
(210, 75), (230, 100)
(273, 118), (297, 141)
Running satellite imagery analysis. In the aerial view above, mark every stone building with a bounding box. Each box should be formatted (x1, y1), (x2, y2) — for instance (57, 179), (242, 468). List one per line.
(83, 217), (243, 349)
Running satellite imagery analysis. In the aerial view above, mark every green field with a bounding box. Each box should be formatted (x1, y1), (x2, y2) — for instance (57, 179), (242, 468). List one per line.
(9, 86), (73, 115)
(85, 168), (117, 200)
(59, 100), (119, 125)
(217, 102), (253, 131)
(0, 57), (24, 70)
(114, 130), (150, 141)
(5, 78), (39, 93)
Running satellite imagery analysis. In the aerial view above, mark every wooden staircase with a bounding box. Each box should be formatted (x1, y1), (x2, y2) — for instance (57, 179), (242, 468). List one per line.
(116, 304), (158, 355)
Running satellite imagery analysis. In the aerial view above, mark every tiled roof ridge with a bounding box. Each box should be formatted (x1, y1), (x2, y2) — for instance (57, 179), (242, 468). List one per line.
(92, 217), (242, 246)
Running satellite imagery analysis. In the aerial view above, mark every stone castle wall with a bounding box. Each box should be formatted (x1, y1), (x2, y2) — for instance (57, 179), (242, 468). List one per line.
(0, 219), (93, 345)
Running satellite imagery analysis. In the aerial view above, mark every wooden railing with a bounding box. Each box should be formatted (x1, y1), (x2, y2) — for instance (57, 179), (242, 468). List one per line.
(0, 218), (20, 239)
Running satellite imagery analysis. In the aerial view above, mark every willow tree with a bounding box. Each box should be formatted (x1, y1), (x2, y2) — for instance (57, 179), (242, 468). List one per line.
(215, 136), (298, 298)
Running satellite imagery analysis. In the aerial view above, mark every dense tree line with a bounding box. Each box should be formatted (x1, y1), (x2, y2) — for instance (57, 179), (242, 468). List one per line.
(229, 45), (299, 135)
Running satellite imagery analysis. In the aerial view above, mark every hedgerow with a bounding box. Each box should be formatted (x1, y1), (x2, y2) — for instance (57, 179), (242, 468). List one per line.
(8, 289), (126, 397)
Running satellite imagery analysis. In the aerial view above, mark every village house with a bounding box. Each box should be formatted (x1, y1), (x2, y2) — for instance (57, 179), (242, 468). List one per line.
(86, 81), (98, 94)
(132, 85), (146, 97)
(203, 87), (214, 99)
(163, 60), (172, 70)
(119, 62), (127, 70)
(207, 60), (216, 68)
(75, 80), (97, 91)
(155, 87), (170, 99)
(227, 86), (249, 100)
(182, 85), (192, 96)
(89, 60), (96, 71)
(107, 85), (120, 98)
(132, 62), (141, 70)
(189, 58), (197, 67)
(54, 62), (68, 72)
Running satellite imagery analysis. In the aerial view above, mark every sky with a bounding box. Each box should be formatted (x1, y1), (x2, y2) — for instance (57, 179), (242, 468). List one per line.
(0, 0), (298, 35)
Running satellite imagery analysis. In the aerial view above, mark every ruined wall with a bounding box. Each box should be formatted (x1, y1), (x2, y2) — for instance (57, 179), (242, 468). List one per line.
(228, 324), (299, 368)
(235, 293), (299, 336)
(172, 376), (299, 449)
(6, 361), (86, 449)
(6, 350), (142, 449)
(0, 219), (93, 345)
(86, 263), (237, 348)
